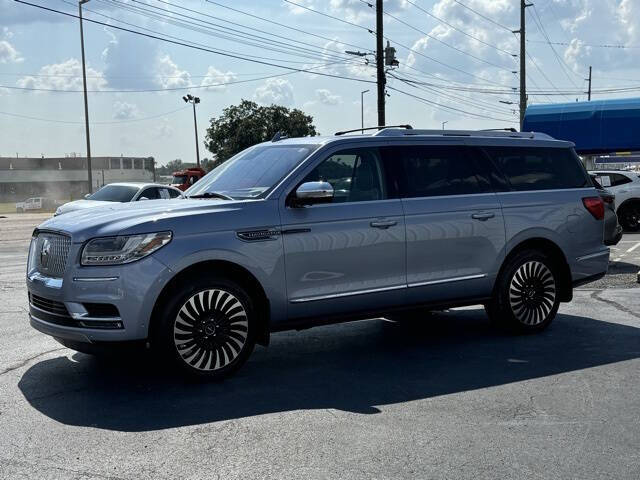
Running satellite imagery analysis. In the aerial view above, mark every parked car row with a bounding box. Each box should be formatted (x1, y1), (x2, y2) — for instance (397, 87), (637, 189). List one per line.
(27, 128), (610, 379)
(589, 170), (640, 233)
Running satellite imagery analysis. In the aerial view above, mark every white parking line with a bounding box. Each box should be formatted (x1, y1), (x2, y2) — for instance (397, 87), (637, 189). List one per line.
(626, 242), (640, 253)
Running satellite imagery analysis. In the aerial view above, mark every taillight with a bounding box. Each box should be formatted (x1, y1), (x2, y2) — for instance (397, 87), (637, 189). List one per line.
(582, 196), (605, 220)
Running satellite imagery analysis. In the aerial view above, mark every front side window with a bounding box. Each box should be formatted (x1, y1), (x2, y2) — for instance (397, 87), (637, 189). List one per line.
(302, 148), (387, 203)
(88, 184), (139, 202)
(186, 144), (319, 199)
(484, 147), (589, 191)
(168, 188), (181, 198)
(139, 188), (160, 200)
(394, 146), (490, 198)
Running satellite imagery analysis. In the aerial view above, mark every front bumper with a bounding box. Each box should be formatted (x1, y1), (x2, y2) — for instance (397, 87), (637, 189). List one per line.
(27, 253), (173, 344)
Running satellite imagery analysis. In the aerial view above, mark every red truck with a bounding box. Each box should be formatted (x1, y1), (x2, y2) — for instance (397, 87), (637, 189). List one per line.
(170, 167), (206, 191)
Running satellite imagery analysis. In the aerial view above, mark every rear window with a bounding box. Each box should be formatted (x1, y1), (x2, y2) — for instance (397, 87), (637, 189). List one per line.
(484, 147), (589, 191)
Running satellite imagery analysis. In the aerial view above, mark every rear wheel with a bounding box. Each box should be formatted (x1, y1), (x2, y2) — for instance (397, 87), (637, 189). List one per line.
(618, 203), (640, 232)
(486, 250), (560, 333)
(156, 277), (256, 379)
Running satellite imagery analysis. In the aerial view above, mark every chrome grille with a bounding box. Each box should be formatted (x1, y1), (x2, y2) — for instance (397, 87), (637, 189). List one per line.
(34, 232), (71, 278)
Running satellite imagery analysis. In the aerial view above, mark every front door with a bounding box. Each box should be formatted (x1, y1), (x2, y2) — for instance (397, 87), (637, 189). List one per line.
(391, 144), (506, 304)
(280, 146), (406, 320)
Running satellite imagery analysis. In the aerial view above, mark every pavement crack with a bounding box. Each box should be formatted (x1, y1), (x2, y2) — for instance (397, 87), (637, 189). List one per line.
(590, 290), (640, 320)
(0, 347), (66, 377)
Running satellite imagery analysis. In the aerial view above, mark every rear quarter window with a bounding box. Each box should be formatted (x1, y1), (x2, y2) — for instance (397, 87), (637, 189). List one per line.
(483, 146), (589, 191)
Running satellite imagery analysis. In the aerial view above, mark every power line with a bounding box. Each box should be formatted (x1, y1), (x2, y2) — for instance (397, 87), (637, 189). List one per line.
(2, 61), (358, 93)
(527, 39), (640, 49)
(0, 106), (188, 125)
(281, 0), (374, 33)
(452, 0), (513, 33)
(13, 1), (377, 87)
(383, 10), (516, 73)
(403, 0), (516, 57)
(204, 0), (372, 52)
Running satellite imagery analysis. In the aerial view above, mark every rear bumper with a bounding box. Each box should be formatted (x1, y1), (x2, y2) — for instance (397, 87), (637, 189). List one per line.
(571, 248), (609, 287)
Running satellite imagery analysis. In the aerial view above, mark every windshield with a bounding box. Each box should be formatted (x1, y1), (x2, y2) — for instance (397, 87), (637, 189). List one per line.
(185, 144), (319, 199)
(172, 175), (188, 184)
(88, 184), (139, 202)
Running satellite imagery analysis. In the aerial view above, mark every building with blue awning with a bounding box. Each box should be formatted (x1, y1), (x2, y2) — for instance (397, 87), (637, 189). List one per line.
(522, 98), (640, 155)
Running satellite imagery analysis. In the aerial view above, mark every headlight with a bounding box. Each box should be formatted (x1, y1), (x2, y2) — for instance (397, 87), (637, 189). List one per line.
(81, 231), (172, 266)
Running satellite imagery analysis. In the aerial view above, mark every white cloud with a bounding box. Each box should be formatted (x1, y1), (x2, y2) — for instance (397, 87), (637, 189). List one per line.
(16, 58), (106, 91)
(0, 39), (23, 63)
(200, 66), (236, 91)
(156, 54), (191, 89)
(102, 32), (158, 90)
(254, 78), (295, 106)
(287, 0), (409, 24)
(112, 101), (140, 120)
(315, 88), (342, 105)
(154, 118), (174, 139)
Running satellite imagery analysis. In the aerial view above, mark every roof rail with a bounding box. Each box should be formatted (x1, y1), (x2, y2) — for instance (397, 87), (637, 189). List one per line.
(371, 128), (554, 140)
(335, 124), (413, 136)
(481, 128), (518, 133)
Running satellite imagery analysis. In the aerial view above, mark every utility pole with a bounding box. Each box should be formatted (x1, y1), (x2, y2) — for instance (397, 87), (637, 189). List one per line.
(182, 94), (201, 167)
(79, 0), (93, 193)
(361, 89), (370, 133)
(587, 66), (592, 101)
(515, 0), (532, 131)
(376, 0), (385, 127)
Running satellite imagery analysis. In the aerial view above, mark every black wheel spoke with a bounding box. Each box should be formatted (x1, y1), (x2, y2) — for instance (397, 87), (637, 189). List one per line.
(173, 288), (249, 372)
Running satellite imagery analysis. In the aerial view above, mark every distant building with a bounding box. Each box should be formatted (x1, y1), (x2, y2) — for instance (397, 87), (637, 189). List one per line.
(0, 155), (155, 202)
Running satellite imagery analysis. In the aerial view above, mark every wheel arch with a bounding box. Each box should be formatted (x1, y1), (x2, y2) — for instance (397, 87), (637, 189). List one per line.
(499, 237), (573, 302)
(149, 260), (271, 346)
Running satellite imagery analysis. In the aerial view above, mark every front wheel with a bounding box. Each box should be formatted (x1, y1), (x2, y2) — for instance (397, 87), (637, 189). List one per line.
(486, 250), (560, 333)
(156, 277), (256, 379)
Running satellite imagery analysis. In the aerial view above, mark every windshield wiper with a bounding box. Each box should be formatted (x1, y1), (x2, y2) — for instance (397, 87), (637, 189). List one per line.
(187, 192), (234, 200)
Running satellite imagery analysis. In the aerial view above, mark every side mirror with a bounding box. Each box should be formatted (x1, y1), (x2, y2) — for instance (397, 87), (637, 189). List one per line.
(84, 194), (90, 199)
(293, 181), (334, 206)
(138, 197), (149, 201)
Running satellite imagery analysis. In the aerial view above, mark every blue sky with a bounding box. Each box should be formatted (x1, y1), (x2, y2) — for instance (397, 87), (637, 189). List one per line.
(1, 0), (639, 165)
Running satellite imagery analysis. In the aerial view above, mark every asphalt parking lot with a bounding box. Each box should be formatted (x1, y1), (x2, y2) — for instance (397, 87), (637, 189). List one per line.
(1, 213), (639, 479)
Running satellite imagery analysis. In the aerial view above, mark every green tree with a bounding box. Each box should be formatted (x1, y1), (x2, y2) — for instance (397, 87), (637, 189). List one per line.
(205, 100), (317, 161)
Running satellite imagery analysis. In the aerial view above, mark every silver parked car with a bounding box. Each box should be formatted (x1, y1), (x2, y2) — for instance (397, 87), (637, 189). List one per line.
(54, 182), (183, 216)
(27, 128), (609, 379)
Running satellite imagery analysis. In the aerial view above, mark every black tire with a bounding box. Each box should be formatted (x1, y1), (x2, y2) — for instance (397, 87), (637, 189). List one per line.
(154, 276), (256, 379)
(486, 249), (560, 333)
(618, 203), (640, 232)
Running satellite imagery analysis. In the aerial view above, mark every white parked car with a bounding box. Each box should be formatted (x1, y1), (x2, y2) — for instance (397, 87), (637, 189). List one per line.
(16, 197), (44, 213)
(54, 182), (183, 216)
(589, 170), (640, 231)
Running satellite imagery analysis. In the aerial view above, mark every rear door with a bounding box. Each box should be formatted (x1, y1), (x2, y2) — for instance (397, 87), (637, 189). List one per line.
(389, 143), (506, 304)
(279, 145), (406, 320)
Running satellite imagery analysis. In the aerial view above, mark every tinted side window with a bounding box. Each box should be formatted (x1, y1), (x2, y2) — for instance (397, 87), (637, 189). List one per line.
(610, 173), (632, 187)
(302, 148), (388, 203)
(140, 188), (160, 200)
(394, 145), (491, 198)
(484, 147), (589, 191)
(167, 188), (181, 198)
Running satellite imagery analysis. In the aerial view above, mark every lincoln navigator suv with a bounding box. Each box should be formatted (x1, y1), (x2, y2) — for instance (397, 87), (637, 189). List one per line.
(27, 128), (609, 379)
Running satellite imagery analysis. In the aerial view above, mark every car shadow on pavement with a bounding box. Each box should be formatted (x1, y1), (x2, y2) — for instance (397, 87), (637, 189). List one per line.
(18, 308), (640, 432)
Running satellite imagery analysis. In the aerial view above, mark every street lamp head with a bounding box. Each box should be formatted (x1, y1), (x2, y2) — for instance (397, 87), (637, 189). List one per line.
(79, 0), (91, 4)
(194, 97), (200, 104)
(182, 96), (188, 103)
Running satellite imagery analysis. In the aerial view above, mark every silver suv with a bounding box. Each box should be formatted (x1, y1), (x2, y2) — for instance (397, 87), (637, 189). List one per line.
(27, 128), (609, 379)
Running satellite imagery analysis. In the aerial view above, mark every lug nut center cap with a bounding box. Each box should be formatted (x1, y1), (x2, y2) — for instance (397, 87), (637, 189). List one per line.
(204, 323), (216, 336)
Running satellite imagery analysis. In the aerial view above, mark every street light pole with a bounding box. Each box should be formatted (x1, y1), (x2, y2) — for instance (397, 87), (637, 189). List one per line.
(361, 89), (369, 133)
(79, 0), (93, 193)
(442, 121), (448, 130)
(183, 94), (201, 167)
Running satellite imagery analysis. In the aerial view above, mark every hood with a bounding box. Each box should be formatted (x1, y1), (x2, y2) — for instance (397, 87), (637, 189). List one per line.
(38, 198), (253, 243)
(56, 199), (113, 215)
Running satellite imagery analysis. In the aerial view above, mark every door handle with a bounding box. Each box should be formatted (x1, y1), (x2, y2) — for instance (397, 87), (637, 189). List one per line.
(370, 220), (397, 229)
(471, 212), (495, 221)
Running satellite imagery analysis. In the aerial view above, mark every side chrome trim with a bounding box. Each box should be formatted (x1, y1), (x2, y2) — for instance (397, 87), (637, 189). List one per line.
(408, 273), (487, 288)
(576, 249), (610, 262)
(73, 276), (119, 282)
(290, 284), (405, 303)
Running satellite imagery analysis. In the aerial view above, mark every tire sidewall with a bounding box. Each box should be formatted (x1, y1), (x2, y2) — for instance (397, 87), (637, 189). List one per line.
(155, 276), (256, 379)
(493, 250), (560, 333)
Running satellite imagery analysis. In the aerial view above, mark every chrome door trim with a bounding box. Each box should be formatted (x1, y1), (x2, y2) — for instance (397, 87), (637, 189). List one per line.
(408, 273), (487, 288)
(290, 284), (406, 303)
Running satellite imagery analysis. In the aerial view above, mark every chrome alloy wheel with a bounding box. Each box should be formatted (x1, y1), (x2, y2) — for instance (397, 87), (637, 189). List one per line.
(173, 289), (249, 371)
(509, 261), (556, 325)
